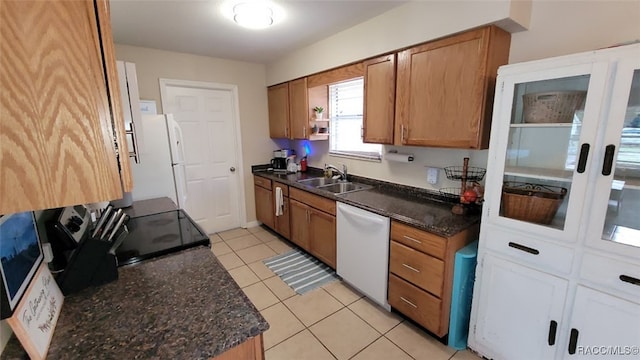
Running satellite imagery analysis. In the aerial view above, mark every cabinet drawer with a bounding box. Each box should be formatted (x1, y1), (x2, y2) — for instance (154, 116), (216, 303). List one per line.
(580, 252), (640, 300)
(484, 225), (574, 275)
(290, 187), (336, 215)
(272, 181), (289, 197)
(391, 221), (446, 259)
(390, 241), (444, 297)
(388, 274), (442, 334)
(254, 175), (272, 190)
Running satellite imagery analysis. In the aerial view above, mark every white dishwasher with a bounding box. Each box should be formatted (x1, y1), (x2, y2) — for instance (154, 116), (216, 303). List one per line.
(337, 202), (391, 310)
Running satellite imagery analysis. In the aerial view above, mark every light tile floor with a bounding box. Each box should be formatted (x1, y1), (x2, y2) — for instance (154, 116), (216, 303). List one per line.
(211, 226), (483, 360)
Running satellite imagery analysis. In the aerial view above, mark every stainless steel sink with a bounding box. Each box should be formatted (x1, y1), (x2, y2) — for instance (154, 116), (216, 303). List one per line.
(297, 177), (345, 187)
(316, 182), (372, 194)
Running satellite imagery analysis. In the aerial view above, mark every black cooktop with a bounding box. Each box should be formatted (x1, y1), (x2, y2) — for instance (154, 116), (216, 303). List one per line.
(115, 209), (209, 266)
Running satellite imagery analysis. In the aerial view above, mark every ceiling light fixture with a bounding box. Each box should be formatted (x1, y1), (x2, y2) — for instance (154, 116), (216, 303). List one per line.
(233, 2), (273, 29)
(221, 1), (284, 30)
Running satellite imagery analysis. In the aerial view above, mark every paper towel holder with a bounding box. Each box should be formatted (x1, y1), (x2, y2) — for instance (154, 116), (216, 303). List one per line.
(386, 150), (414, 162)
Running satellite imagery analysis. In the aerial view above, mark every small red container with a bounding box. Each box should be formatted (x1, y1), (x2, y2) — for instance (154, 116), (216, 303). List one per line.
(300, 157), (307, 172)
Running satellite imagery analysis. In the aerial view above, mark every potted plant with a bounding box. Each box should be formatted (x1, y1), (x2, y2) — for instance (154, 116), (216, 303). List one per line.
(314, 106), (324, 120)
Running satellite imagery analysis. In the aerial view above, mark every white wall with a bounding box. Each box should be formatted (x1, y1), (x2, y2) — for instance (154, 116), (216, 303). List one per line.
(266, 0), (531, 86)
(114, 44), (280, 227)
(272, 0), (640, 191)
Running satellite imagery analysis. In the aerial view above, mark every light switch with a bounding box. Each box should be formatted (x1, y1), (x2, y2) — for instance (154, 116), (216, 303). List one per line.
(427, 167), (439, 184)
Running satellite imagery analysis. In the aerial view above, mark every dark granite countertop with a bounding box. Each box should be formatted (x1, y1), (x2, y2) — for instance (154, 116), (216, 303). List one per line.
(253, 167), (480, 238)
(1, 247), (268, 360)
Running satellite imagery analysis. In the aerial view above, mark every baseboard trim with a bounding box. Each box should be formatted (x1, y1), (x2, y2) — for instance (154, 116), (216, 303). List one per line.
(244, 220), (261, 229)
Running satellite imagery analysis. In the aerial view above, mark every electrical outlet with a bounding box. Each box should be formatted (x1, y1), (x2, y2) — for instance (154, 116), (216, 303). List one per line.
(427, 167), (439, 184)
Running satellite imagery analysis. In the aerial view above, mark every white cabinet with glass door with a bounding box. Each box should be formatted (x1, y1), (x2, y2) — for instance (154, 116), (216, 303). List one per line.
(470, 43), (640, 360)
(483, 62), (609, 243)
(583, 57), (640, 260)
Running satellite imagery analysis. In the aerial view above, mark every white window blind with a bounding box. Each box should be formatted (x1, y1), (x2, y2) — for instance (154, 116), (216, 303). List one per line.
(329, 78), (382, 160)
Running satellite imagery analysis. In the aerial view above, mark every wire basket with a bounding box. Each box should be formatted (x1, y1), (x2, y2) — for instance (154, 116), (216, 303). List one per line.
(522, 91), (586, 124)
(443, 166), (486, 181)
(501, 182), (567, 225)
(439, 188), (462, 201)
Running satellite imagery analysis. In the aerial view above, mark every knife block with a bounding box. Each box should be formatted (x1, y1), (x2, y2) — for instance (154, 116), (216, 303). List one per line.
(55, 236), (119, 295)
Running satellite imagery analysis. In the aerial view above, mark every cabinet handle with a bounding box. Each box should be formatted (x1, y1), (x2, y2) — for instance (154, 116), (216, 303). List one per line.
(403, 235), (422, 244)
(303, 126), (306, 138)
(548, 320), (558, 346)
(402, 263), (420, 273)
(400, 296), (418, 308)
(577, 143), (590, 173)
(508, 242), (539, 255)
(285, 127), (289, 138)
(568, 328), (579, 355)
(602, 144), (615, 176)
(400, 124), (405, 143)
(361, 126), (364, 140)
(620, 274), (640, 287)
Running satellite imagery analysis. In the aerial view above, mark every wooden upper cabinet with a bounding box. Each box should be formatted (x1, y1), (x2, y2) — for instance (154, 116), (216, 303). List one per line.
(363, 54), (396, 144)
(96, 0), (133, 193)
(394, 25), (511, 149)
(0, 0), (124, 214)
(307, 62), (364, 88)
(288, 78), (309, 139)
(268, 83), (289, 138)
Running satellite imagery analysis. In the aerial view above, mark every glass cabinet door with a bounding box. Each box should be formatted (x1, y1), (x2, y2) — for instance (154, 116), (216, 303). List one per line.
(587, 59), (640, 257)
(488, 63), (608, 241)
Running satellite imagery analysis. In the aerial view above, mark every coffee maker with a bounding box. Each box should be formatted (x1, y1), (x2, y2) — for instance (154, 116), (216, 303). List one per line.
(271, 149), (294, 172)
(271, 157), (287, 171)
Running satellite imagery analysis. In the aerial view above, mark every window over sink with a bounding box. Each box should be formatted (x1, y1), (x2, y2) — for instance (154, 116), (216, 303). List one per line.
(329, 78), (382, 160)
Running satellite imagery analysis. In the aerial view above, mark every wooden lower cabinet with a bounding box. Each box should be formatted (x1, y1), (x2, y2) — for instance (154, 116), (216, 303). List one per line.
(388, 274), (442, 333)
(388, 221), (479, 337)
(289, 196), (336, 269)
(254, 185), (274, 229)
(389, 241), (444, 297)
(272, 181), (290, 239)
(252, 177), (338, 269)
(308, 208), (336, 268)
(214, 334), (264, 360)
(289, 199), (311, 251)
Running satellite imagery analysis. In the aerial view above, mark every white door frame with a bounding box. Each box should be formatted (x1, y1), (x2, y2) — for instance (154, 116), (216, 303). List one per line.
(159, 78), (247, 229)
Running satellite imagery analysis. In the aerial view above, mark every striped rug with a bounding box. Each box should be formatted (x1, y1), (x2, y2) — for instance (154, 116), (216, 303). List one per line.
(263, 248), (339, 294)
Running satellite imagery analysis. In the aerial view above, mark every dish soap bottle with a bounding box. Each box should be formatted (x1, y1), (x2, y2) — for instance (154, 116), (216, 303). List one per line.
(300, 156), (307, 172)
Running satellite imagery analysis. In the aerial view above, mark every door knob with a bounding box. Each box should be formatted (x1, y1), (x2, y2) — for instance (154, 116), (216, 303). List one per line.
(230, 167), (236, 172)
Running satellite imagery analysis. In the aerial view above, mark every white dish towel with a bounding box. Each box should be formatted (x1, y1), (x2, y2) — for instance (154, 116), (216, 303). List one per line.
(275, 187), (284, 216)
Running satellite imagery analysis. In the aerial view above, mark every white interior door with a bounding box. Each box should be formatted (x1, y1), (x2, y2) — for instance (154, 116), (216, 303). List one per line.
(160, 80), (242, 234)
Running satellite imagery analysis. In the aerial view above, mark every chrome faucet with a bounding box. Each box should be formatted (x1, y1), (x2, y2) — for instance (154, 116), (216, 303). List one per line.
(325, 164), (348, 180)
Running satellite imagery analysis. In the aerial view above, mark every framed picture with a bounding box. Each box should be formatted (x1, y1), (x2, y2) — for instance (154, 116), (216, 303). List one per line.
(7, 263), (64, 360)
(0, 211), (44, 319)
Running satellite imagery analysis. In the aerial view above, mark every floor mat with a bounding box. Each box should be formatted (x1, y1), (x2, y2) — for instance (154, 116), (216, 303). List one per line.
(263, 248), (339, 294)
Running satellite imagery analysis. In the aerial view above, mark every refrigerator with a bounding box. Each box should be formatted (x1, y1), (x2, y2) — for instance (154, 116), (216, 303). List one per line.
(130, 114), (187, 208)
